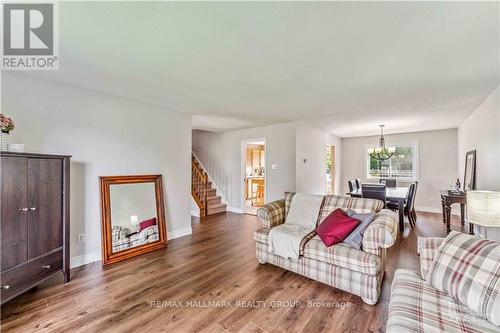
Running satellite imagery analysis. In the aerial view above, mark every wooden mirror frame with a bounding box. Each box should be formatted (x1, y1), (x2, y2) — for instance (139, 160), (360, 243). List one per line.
(99, 175), (167, 265)
(463, 150), (476, 191)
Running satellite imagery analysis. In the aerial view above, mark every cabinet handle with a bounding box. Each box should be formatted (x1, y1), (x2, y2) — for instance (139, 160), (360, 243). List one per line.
(18, 208), (28, 212)
(29, 207), (37, 211)
(42, 265), (51, 269)
(1, 285), (10, 289)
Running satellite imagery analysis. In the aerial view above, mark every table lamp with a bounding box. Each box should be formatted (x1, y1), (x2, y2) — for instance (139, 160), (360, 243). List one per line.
(130, 215), (140, 232)
(467, 191), (500, 233)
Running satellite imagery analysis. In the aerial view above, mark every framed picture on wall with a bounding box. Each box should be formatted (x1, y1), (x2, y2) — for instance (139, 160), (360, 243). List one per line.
(463, 150), (476, 191)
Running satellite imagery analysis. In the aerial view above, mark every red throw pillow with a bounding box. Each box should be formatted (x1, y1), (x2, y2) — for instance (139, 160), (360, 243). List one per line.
(139, 217), (157, 232)
(315, 208), (360, 247)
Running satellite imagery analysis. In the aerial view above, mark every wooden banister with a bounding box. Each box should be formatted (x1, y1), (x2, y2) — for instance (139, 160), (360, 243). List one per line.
(192, 157), (208, 217)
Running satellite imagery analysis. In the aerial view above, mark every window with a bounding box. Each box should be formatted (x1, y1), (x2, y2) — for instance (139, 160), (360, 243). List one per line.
(325, 145), (335, 194)
(366, 142), (417, 181)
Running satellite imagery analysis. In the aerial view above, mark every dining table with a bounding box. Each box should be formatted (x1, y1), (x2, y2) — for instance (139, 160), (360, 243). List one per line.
(346, 187), (409, 233)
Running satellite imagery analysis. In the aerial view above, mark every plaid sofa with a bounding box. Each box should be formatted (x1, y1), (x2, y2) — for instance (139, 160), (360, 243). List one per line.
(112, 225), (159, 252)
(386, 237), (500, 333)
(254, 194), (398, 305)
(130, 225), (159, 247)
(112, 226), (132, 252)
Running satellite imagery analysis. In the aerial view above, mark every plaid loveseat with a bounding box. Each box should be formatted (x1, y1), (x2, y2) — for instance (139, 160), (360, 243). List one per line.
(254, 194), (398, 305)
(386, 237), (500, 333)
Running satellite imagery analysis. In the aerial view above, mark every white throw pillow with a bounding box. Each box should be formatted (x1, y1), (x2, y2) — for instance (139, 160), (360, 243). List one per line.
(285, 193), (324, 229)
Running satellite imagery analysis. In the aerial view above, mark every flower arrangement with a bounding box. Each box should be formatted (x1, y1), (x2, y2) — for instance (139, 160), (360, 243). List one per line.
(1, 113), (15, 134)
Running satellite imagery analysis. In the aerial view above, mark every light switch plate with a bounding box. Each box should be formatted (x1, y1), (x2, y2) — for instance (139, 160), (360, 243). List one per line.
(271, 164), (278, 170)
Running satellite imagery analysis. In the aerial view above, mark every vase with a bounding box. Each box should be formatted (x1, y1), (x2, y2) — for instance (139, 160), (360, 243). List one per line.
(0, 131), (7, 151)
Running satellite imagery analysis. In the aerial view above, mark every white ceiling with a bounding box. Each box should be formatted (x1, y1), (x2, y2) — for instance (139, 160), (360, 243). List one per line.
(27, 2), (499, 137)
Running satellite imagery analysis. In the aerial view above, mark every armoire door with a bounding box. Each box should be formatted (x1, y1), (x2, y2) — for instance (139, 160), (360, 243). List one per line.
(27, 158), (63, 259)
(1, 157), (28, 271)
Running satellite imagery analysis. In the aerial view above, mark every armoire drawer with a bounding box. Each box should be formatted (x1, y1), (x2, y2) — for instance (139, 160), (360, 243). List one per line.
(1, 249), (63, 302)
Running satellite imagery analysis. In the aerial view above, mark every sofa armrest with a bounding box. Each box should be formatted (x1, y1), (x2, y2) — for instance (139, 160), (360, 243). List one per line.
(362, 209), (398, 255)
(417, 236), (445, 279)
(256, 199), (286, 228)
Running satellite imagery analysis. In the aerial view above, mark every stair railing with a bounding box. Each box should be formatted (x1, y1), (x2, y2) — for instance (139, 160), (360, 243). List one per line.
(191, 157), (208, 217)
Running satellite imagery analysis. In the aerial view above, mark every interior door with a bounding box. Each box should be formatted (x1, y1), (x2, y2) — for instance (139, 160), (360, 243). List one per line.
(28, 158), (63, 259)
(252, 150), (260, 168)
(1, 157), (28, 270)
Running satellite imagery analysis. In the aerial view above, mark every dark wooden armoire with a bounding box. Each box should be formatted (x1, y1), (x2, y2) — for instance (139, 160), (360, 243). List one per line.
(0, 152), (70, 304)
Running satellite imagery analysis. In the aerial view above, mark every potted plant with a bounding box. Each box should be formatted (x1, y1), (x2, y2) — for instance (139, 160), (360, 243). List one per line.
(0, 113), (15, 151)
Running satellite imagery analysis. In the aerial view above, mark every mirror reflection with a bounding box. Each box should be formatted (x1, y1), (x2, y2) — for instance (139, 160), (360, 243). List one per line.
(465, 156), (474, 190)
(110, 182), (159, 253)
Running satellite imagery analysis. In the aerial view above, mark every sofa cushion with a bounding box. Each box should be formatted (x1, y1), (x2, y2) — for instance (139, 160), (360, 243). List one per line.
(285, 193), (324, 228)
(268, 223), (315, 259)
(265, 193), (325, 259)
(315, 208), (360, 247)
(254, 227), (316, 257)
(426, 231), (500, 326)
(387, 269), (498, 333)
(343, 209), (376, 249)
(318, 195), (383, 224)
(303, 235), (381, 275)
(139, 217), (156, 232)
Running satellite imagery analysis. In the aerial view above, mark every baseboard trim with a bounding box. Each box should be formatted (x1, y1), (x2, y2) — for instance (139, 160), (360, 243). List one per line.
(70, 250), (101, 269)
(416, 205), (460, 216)
(191, 209), (200, 217)
(70, 227), (193, 269)
(228, 206), (244, 214)
(167, 227), (193, 240)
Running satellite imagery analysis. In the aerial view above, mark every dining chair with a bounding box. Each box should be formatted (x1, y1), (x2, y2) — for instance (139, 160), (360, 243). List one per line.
(355, 178), (362, 189)
(251, 179), (265, 206)
(405, 182), (418, 228)
(379, 178), (397, 188)
(348, 180), (356, 192)
(361, 184), (387, 207)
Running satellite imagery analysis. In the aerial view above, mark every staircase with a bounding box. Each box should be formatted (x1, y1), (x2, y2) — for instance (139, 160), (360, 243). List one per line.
(192, 155), (227, 217)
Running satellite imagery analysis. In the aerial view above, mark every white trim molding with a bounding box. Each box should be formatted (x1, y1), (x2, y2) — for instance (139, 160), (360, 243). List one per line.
(168, 226), (193, 240)
(70, 250), (101, 268)
(228, 206), (244, 214)
(70, 227), (193, 268)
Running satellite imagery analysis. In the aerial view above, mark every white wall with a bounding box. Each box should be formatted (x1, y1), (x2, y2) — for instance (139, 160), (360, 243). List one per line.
(2, 72), (192, 267)
(458, 86), (500, 240)
(295, 122), (342, 195)
(341, 129), (458, 212)
(458, 87), (500, 191)
(193, 121), (342, 211)
(193, 122), (297, 211)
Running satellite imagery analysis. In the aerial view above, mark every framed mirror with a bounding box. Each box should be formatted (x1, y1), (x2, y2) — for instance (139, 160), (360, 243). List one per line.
(100, 175), (167, 265)
(463, 150), (476, 191)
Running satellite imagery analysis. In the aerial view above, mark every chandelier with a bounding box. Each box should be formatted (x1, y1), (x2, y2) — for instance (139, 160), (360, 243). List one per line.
(368, 125), (395, 161)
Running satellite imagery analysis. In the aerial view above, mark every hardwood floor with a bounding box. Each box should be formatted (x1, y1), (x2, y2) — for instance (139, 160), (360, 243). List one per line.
(1, 211), (469, 333)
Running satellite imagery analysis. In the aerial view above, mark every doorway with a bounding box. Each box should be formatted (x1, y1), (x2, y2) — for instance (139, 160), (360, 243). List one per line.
(242, 139), (266, 215)
(326, 144), (336, 194)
